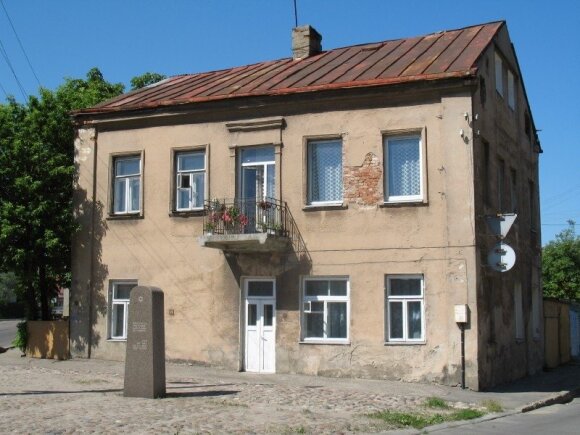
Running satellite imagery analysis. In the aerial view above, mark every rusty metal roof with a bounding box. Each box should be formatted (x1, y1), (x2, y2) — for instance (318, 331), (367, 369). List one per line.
(77, 21), (504, 116)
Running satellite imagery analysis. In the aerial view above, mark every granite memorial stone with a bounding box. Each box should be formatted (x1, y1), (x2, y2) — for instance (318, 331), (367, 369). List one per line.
(123, 286), (166, 398)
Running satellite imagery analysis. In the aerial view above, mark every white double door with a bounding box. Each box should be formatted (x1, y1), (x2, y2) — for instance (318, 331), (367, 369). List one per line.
(244, 279), (276, 373)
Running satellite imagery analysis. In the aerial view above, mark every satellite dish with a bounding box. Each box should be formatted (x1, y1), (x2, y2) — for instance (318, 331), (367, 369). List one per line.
(487, 242), (516, 272)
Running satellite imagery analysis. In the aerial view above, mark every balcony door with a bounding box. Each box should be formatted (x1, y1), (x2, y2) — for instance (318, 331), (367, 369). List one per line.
(244, 278), (276, 373)
(240, 147), (275, 231)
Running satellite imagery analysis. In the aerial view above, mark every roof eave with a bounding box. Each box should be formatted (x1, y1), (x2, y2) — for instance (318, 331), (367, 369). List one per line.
(72, 69), (478, 119)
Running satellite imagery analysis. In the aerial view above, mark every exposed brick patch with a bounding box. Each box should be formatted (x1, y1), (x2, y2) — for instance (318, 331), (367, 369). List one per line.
(344, 152), (382, 206)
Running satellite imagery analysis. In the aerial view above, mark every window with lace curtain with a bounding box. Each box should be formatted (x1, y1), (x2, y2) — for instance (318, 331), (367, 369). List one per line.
(384, 136), (423, 202)
(307, 139), (342, 205)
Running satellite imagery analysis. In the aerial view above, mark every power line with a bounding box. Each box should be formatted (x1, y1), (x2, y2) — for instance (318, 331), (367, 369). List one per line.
(541, 223), (576, 226)
(0, 37), (27, 100)
(0, 0), (41, 87)
(0, 79), (8, 99)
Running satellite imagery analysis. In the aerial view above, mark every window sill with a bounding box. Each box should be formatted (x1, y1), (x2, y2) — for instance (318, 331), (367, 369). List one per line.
(169, 210), (205, 218)
(384, 341), (426, 346)
(380, 200), (427, 208)
(106, 214), (143, 221)
(302, 203), (347, 212)
(299, 340), (350, 345)
(107, 338), (127, 342)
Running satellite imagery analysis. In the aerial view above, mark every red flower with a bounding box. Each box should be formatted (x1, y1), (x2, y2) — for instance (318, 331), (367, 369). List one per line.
(238, 214), (249, 227)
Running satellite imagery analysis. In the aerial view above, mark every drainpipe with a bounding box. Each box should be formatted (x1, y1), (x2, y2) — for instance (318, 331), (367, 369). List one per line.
(460, 323), (466, 389)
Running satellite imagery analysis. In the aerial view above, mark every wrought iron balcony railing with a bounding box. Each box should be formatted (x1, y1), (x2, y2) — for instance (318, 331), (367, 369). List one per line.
(201, 198), (307, 255)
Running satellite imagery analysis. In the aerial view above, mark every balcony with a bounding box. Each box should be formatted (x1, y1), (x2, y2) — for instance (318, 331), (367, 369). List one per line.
(198, 198), (305, 254)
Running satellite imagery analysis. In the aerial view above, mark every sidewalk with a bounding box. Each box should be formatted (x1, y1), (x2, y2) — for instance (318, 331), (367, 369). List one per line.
(1, 348), (579, 433)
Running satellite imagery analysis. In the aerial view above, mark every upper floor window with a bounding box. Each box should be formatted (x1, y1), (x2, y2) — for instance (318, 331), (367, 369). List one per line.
(175, 151), (205, 211)
(510, 168), (518, 212)
(525, 112), (532, 140)
(384, 136), (423, 202)
(302, 277), (349, 342)
(495, 52), (503, 96)
(507, 70), (516, 110)
(307, 139), (342, 204)
(113, 156), (141, 214)
(529, 180), (537, 231)
(497, 158), (506, 212)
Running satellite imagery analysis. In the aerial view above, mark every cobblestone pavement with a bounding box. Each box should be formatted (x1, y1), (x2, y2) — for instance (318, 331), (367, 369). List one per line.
(0, 349), (482, 434)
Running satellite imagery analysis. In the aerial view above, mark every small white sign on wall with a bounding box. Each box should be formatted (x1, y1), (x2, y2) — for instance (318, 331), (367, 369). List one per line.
(454, 304), (469, 324)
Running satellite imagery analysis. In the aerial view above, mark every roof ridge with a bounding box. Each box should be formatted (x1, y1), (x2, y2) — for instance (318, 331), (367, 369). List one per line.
(162, 20), (506, 81)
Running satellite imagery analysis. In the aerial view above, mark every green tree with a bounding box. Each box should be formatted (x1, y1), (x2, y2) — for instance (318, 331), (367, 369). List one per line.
(130, 72), (166, 90)
(0, 272), (17, 304)
(0, 68), (124, 320)
(543, 221), (580, 301)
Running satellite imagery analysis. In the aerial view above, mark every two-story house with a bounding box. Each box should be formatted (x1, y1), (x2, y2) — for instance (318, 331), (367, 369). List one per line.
(71, 21), (543, 390)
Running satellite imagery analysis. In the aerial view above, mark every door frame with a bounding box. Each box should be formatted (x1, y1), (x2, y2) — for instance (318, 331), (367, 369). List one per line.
(242, 277), (276, 373)
(237, 145), (276, 201)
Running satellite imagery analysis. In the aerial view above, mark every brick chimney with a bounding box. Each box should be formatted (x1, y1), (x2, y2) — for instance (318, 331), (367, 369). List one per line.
(292, 25), (322, 60)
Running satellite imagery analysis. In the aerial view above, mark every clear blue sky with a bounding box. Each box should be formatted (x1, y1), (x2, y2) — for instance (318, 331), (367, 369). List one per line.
(1, 0), (578, 244)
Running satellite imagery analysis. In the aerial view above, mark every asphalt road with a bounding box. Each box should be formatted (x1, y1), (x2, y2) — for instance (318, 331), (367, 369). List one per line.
(0, 319), (20, 348)
(434, 398), (580, 434)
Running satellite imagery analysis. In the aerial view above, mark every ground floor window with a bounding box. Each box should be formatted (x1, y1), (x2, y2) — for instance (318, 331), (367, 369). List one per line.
(385, 275), (425, 342)
(109, 280), (137, 340)
(302, 277), (349, 342)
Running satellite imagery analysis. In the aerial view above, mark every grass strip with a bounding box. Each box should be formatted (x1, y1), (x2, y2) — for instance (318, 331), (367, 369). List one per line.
(368, 408), (486, 429)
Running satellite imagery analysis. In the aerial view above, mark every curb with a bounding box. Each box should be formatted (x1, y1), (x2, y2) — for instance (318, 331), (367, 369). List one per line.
(422, 387), (580, 433)
(519, 387), (580, 412)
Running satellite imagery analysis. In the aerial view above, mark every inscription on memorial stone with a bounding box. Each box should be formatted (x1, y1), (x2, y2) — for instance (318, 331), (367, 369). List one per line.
(132, 321), (147, 333)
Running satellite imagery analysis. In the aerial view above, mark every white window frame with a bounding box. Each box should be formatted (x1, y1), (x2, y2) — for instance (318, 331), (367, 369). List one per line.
(175, 150), (206, 211)
(307, 139), (343, 206)
(495, 52), (503, 96)
(109, 280), (137, 340)
(385, 275), (425, 343)
(301, 276), (349, 343)
(383, 135), (424, 203)
(507, 70), (516, 110)
(113, 155), (141, 215)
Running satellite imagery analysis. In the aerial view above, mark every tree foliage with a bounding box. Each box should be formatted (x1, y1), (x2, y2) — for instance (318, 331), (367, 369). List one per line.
(0, 272), (17, 304)
(130, 72), (166, 90)
(0, 68), (124, 319)
(542, 222), (580, 302)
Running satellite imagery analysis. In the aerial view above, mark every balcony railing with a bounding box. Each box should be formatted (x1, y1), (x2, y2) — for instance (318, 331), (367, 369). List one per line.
(200, 198), (307, 256)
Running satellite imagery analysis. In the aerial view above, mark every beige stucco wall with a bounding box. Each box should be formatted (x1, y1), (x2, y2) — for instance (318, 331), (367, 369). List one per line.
(71, 83), (489, 387)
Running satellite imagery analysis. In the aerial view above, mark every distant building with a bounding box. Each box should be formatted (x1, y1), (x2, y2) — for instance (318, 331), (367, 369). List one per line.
(71, 21), (542, 390)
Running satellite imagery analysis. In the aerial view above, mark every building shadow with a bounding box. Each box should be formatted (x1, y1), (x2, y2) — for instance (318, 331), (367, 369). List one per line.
(70, 177), (108, 356)
(484, 362), (580, 393)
